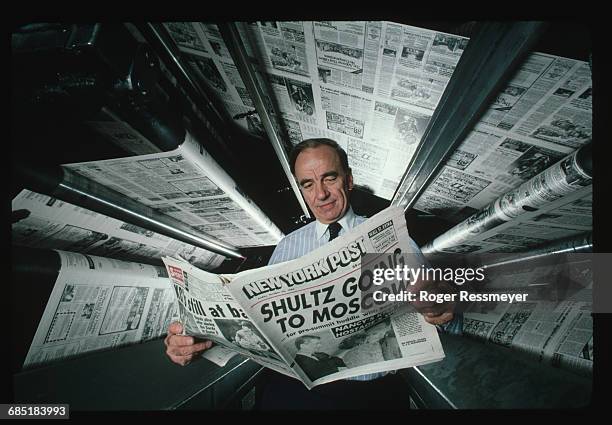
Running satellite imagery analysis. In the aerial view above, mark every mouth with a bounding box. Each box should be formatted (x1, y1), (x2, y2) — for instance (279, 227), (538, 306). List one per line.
(317, 200), (336, 211)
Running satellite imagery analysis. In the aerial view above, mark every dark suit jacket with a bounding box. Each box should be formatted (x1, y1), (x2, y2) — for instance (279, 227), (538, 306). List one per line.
(295, 352), (346, 381)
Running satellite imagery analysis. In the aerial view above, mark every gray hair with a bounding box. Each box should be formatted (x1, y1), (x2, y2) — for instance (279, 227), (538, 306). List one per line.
(289, 138), (350, 176)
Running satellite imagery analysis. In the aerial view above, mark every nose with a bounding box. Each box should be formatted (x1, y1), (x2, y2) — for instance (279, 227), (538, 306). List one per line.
(314, 182), (329, 200)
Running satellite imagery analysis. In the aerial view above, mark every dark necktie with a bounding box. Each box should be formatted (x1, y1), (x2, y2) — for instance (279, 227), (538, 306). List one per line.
(328, 222), (342, 241)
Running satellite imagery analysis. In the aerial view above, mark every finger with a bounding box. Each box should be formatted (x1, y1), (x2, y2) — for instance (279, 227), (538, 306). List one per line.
(169, 353), (194, 366)
(166, 340), (211, 357)
(168, 343), (211, 364)
(168, 335), (196, 347)
(193, 341), (213, 351)
(416, 303), (451, 316)
(424, 312), (454, 325)
(164, 332), (184, 348)
(167, 344), (195, 358)
(166, 342), (187, 357)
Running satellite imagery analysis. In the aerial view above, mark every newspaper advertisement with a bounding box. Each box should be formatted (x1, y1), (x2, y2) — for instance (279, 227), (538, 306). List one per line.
(164, 206), (445, 389)
(24, 250), (178, 368)
(422, 145), (592, 255)
(63, 130), (283, 248)
(414, 52), (591, 219)
(11, 189), (225, 270)
(314, 21), (382, 94)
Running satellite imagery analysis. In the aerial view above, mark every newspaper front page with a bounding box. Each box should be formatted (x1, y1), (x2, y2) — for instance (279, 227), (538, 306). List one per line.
(24, 250), (178, 368)
(164, 206), (445, 389)
(162, 256), (298, 378)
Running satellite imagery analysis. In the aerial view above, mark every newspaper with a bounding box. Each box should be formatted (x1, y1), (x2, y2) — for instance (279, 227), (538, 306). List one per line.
(23, 250), (178, 368)
(162, 22), (590, 211)
(63, 130), (283, 248)
(461, 258), (593, 376)
(464, 298), (592, 376)
(163, 206), (445, 389)
(413, 52), (591, 220)
(422, 146), (592, 255)
(163, 21), (468, 200)
(163, 22), (256, 135)
(85, 108), (162, 155)
(247, 21), (465, 199)
(11, 189), (225, 271)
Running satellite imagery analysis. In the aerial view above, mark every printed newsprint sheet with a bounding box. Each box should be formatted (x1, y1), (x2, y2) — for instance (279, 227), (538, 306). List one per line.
(462, 276), (592, 376)
(421, 146), (592, 255)
(164, 21), (469, 200)
(63, 131), (283, 248)
(164, 206), (445, 389)
(414, 53), (591, 220)
(24, 250), (178, 368)
(163, 22), (590, 211)
(12, 189), (225, 271)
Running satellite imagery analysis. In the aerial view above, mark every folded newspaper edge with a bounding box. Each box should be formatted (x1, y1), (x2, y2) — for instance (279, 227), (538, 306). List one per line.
(163, 206), (445, 389)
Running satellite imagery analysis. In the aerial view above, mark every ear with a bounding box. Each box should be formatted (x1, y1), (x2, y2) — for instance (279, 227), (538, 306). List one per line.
(347, 169), (354, 191)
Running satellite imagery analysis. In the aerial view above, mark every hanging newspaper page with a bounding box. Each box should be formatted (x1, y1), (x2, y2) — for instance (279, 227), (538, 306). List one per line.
(63, 130), (283, 248)
(461, 258), (592, 377)
(242, 21), (468, 200)
(421, 145), (592, 255)
(24, 250), (178, 368)
(164, 21), (468, 199)
(413, 53), (591, 221)
(11, 189), (225, 271)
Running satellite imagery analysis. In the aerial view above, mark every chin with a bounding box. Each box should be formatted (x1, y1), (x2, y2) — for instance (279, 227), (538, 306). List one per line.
(317, 211), (342, 223)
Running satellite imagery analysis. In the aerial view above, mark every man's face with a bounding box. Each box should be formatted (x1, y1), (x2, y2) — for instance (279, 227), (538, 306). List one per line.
(365, 323), (388, 343)
(294, 145), (353, 224)
(303, 338), (322, 352)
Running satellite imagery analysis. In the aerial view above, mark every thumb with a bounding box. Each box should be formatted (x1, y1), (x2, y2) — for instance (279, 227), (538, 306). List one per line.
(168, 321), (184, 335)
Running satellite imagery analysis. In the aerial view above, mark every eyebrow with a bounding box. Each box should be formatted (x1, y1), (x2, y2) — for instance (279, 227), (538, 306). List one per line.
(298, 171), (339, 186)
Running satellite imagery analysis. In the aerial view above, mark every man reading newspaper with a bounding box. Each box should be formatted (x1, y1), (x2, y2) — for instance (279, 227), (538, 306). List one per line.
(164, 138), (459, 409)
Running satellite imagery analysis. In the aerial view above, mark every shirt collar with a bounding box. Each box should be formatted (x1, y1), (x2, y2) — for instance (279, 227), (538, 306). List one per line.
(315, 206), (357, 240)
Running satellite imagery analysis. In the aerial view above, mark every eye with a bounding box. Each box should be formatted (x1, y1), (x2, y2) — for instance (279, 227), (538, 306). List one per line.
(324, 176), (337, 183)
(301, 182), (313, 190)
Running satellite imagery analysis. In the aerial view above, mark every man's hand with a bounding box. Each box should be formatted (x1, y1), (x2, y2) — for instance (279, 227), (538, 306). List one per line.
(422, 311), (454, 326)
(164, 321), (213, 366)
(409, 278), (455, 326)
